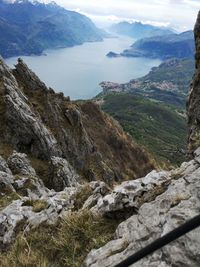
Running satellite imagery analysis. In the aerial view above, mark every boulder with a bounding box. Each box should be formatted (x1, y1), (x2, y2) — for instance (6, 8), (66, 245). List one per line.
(84, 156), (200, 267)
(50, 156), (80, 191)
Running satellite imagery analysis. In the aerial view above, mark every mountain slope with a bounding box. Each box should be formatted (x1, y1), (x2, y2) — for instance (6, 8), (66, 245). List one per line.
(100, 58), (194, 107)
(0, 10), (200, 267)
(0, 0), (103, 58)
(110, 21), (174, 39)
(100, 93), (187, 165)
(0, 57), (154, 188)
(187, 11), (200, 153)
(121, 30), (194, 59)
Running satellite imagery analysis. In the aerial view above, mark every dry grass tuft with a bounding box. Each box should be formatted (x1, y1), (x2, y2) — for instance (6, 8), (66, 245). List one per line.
(0, 210), (120, 267)
(73, 184), (93, 211)
(22, 199), (49, 213)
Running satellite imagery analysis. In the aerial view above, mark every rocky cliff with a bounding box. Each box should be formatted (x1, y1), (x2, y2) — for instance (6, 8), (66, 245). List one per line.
(0, 57), (155, 252)
(0, 58), (154, 190)
(0, 11), (200, 267)
(187, 11), (200, 153)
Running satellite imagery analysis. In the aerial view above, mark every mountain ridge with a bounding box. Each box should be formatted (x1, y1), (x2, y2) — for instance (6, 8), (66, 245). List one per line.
(107, 30), (194, 60)
(110, 21), (174, 39)
(0, 0), (104, 58)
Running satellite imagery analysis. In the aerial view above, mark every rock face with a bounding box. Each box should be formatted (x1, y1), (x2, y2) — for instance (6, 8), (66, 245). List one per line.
(0, 56), (156, 251)
(84, 152), (200, 267)
(0, 150), (110, 251)
(0, 11), (200, 267)
(83, 13), (200, 267)
(187, 11), (200, 153)
(0, 57), (154, 188)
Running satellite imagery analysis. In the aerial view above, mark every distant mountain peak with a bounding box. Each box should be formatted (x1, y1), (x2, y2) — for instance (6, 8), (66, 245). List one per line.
(110, 21), (174, 39)
(0, 0), (103, 58)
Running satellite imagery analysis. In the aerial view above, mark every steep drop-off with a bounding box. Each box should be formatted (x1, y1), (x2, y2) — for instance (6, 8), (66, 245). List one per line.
(187, 11), (200, 153)
(0, 11), (200, 267)
(0, 57), (154, 190)
(0, 0), (103, 58)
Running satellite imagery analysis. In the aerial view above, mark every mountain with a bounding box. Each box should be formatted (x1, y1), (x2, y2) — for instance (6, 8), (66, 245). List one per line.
(0, 11), (200, 267)
(110, 21), (174, 39)
(0, 0), (103, 58)
(98, 58), (194, 164)
(97, 92), (187, 165)
(100, 58), (194, 107)
(187, 11), (200, 154)
(121, 30), (194, 59)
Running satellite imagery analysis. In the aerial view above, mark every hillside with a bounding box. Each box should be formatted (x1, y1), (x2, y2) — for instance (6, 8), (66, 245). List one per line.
(110, 21), (174, 39)
(0, 0), (103, 58)
(107, 31), (194, 60)
(0, 11), (200, 267)
(0, 57), (155, 187)
(100, 93), (187, 165)
(121, 30), (194, 59)
(100, 58), (194, 107)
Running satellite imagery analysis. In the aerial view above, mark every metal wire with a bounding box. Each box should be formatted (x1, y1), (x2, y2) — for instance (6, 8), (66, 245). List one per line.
(114, 214), (200, 267)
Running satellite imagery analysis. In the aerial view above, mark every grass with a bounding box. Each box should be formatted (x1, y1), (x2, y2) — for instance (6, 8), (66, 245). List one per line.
(73, 184), (93, 211)
(102, 92), (188, 165)
(22, 199), (49, 213)
(0, 192), (19, 211)
(0, 210), (120, 267)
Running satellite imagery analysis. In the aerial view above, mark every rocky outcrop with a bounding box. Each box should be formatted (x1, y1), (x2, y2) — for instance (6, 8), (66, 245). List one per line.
(84, 151), (200, 266)
(0, 57), (154, 189)
(50, 156), (80, 191)
(187, 11), (200, 152)
(0, 151), (108, 251)
(92, 170), (170, 218)
(0, 56), (156, 253)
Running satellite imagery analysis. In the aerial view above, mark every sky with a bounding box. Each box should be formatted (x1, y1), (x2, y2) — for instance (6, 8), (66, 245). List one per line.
(45, 0), (200, 31)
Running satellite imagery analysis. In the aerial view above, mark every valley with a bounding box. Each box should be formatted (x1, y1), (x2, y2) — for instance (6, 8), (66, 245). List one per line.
(0, 1), (199, 266)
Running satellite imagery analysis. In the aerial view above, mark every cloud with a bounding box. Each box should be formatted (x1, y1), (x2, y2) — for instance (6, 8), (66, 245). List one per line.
(44, 0), (200, 31)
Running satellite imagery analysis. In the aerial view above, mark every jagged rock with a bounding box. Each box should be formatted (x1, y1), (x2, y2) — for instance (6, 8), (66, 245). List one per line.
(0, 185), (78, 250)
(0, 60), (61, 159)
(50, 156), (80, 191)
(82, 181), (111, 210)
(0, 156), (12, 175)
(0, 171), (15, 195)
(7, 151), (36, 176)
(187, 11), (200, 153)
(13, 59), (49, 92)
(0, 57), (154, 188)
(92, 170), (170, 218)
(84, 155), (200, 267)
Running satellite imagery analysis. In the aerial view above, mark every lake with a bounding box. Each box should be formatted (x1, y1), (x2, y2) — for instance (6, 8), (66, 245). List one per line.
(6, 37), (161, 100)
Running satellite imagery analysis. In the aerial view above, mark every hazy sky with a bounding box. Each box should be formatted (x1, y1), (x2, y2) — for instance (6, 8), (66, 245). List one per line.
(47, 0), (200, 31)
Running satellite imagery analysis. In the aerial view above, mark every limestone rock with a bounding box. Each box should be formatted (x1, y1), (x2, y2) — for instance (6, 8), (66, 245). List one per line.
(82, 181), (111, 210)
(0, 171), (15, 195)
(0, 57), (154, 188)
(0, 185), (78, 250)
(7, 151), (36, 176)
(187, 11), (200, 152)
(50, 156), (80, 191)
(84, 156), (200, 267)
(0, 156), (12, 175)
(92, 170), (170, 218)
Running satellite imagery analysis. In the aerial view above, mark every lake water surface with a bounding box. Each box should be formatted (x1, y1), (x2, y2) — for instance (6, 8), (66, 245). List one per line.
(6, 37), (161, 100)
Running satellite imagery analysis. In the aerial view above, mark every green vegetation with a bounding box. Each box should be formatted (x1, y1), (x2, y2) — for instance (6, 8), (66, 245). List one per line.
(0, 192), (19, 211)
(141, 59), (194, 93)
(122, 31), (194, 60)
(102, 92), (187, 165)
(22, 199), (49, 213)
(0, 210), (120, 267)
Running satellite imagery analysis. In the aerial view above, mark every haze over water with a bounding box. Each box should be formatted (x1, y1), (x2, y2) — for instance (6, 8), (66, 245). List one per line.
(6, 36), (161, 100)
